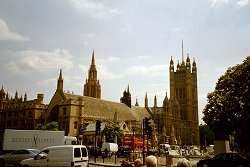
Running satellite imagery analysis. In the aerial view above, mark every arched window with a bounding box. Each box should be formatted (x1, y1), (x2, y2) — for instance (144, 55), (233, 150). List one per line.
(74, 121), (78, 129)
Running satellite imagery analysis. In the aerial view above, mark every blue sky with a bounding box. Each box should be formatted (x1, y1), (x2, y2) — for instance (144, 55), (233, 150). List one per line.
(0, 0), (249, 123)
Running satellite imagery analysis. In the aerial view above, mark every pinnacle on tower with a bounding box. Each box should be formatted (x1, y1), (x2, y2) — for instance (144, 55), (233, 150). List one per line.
(145, 92), (148, 108)
(182, 39), (184, 64)
(91, 49), (95, 66)
(170, 56), (174, 65)
(154, 95), (157, 107)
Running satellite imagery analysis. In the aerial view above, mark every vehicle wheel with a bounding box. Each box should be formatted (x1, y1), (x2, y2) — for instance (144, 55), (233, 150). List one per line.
(0, 159), (5, 167)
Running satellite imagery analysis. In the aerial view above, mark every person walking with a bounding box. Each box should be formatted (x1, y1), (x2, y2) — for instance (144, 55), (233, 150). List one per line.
(176, 158), (191, 167)
(121, 160), (133, 167)
(134, 159), (143, 167)
(145, 155), (157, 167)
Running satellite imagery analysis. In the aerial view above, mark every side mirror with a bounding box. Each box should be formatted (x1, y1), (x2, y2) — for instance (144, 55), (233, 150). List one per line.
(34, 155), (38, 160)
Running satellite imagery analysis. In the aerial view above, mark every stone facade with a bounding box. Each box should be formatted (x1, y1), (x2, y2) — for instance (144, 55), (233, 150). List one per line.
(0, 87), (47, 150)
(168, 41), (199, 145)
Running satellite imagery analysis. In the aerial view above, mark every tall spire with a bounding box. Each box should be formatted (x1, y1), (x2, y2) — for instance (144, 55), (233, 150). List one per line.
(91, 49), (95, 66)
(145, 92), (148, 108)
(182, 39), (184, 63)
(59, 68), (63, 80)
(84, 50), (101, 98)
(57, 69), (63, 91)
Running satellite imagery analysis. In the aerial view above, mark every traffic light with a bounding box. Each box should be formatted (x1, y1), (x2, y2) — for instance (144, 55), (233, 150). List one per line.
(144, 117), (151, 134)
(148, 126), (152, 138)
(96, 120), (101, 135)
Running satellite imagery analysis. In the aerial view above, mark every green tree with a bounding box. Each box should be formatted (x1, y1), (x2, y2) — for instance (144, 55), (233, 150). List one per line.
(203, 56), (250, 152)
(35, 121), (59, 131)
(199, 124), (214, 146)
(102, 121), (123, 143)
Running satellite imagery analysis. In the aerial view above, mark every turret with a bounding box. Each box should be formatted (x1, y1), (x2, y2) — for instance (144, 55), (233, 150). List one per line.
(0, 86), (5, 99)
(15, 91), (18, 100)
(37, 94), (44, 104)
(170, 56), (174, 72)
(186, 53), (191, 73)
(24, 92), (27, 102)
(135, 99), (139, 106)
(154, 95), (157, 108)
(192, 58), (197, 73)
(120, 85), (131, 108)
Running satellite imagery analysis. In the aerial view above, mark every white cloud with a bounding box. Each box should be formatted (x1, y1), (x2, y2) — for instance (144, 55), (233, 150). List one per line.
(77, 64), (88, 72)
(2, 49), (74, 74)
(132, 55), (151, 61)
(0, 19), (30, 41)
(125, 65), (167, 77)
(121, 24), (133, 32)
(97, 56), (120, 64)
(107, 57), (120, 63)
(69, 0), (121, 18)
(237, 0), (249, 7)
(208, 0), (229, 8)
(98, 65), (123, 80)
(37, 78), (56, 86)
(208, 0), (249, 8)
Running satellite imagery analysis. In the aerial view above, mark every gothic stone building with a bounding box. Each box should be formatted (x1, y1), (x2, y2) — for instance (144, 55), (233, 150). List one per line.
(0, 88), (47, 150)
(0, 46), (200, 148)
(44, 51), (150, 145)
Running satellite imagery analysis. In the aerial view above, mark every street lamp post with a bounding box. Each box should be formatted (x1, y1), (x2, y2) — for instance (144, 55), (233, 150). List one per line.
(133, 128), (135, 162)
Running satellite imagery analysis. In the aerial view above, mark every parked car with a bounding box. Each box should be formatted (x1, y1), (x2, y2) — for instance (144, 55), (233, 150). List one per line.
(197, 152), (250, 167)
(117, 146), (132, 158)
(86, 145), (101, 157)
(20, 145), (88, 167)
(0, 149), (40, 166)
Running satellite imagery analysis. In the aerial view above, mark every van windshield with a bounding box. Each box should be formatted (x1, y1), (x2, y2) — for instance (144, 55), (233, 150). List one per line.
(81, 148), (87, 157)
(74, 148), (81, 158)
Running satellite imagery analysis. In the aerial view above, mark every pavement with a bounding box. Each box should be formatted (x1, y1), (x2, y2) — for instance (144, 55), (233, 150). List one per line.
(88, 157), (199, 167)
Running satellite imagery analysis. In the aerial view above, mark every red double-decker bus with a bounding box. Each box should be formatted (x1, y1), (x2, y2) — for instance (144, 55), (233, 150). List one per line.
(122, 136), (151, 151)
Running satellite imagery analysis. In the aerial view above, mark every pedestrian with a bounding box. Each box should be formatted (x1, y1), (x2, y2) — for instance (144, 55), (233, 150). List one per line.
(104, 148), (109, 158)
(121, 160), (133, 167)
(176, 158), (191, 167)
(145, 155), (157, 167)
(134, 158), (143, 167)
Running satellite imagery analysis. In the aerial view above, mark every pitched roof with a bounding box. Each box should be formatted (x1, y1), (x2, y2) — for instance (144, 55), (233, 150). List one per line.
(131, 106), (151, 121)
(63, 93), (146, 122)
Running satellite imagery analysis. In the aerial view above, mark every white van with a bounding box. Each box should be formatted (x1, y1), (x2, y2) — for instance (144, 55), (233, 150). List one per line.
(20, 145), (88, 167)
(101, 143), (118, 152)
(159, 144), (171, 154)
(64, 136), (77, 145)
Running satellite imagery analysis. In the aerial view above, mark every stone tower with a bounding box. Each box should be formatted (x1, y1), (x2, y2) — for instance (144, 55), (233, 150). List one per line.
(120, 85), (131, 108)
(169, 40), (199, 145)
(83, 50), (101, 99)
